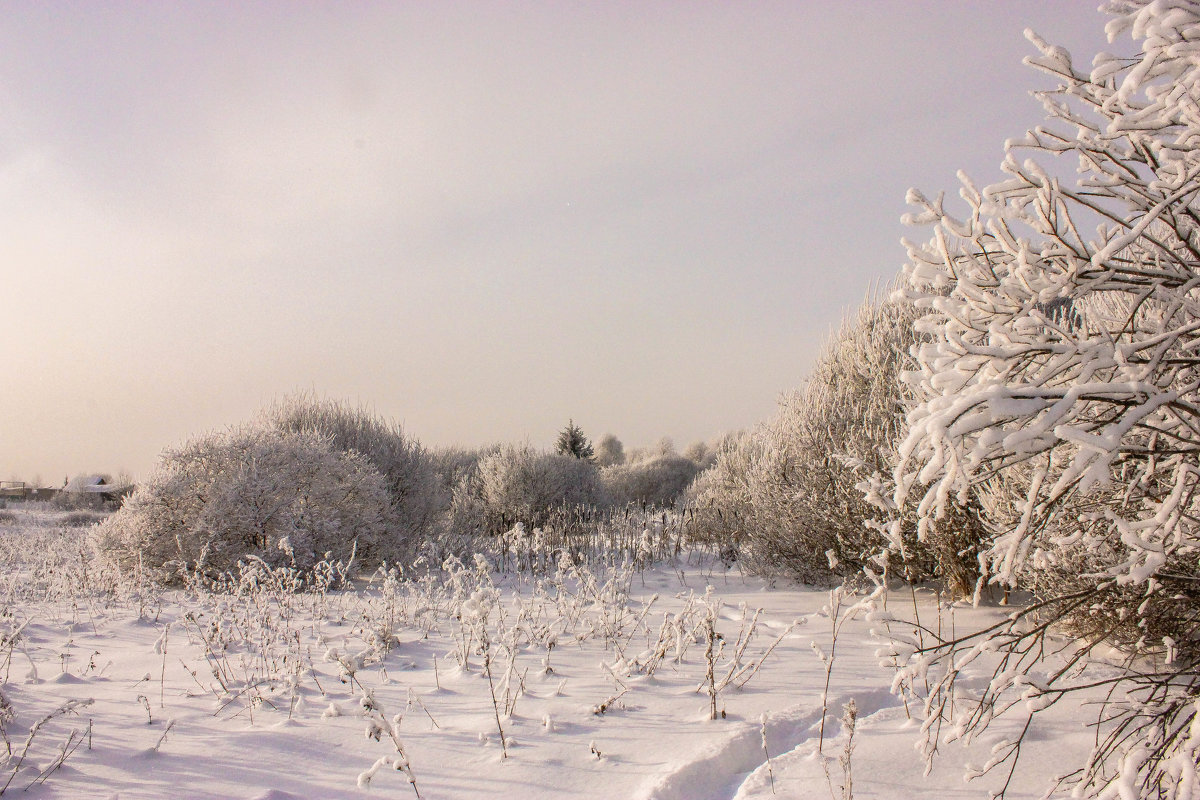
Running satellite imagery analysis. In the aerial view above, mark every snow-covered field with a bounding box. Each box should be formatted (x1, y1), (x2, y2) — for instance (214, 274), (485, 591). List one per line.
(0, 506), (1111, 799)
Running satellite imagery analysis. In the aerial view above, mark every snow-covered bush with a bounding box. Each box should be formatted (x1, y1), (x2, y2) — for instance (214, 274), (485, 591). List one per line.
(600, 455), (699, 509)
(687, 296), (984, 587)
(682, 440), (719, 471)
(625, 437), (678, 465)
(594, 434), (625, 467)
(469, 445), (608, 535)
(882, 2), (1200, 795)
(429, 445), (491, 494)
(95, 427), (393, 582)
(424, 445), (498, 557)
(267, 396), (445, 556)
(682, 431), (768, 562)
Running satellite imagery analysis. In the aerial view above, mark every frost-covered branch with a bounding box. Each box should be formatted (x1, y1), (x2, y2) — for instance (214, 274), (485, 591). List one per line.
(877, 1), (1200, 796)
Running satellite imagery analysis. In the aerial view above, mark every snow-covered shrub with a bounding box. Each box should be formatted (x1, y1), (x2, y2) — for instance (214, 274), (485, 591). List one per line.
(682, 440), (719, 471)
(682, 431), (760, 554)
(95, 427), (393, 582)
(881, 3), (1200, 795)
(267, 396), (445, 556)
(625, 437), (677, 465)
(686, 413), (842, 581)
(594, 434), (625, 467)
(429, 445), (491, 495)
(600, 455), (699, 509)
(687, 296), (984, 587)
(470, 445), (608, 535)
(777, 296), (924, 576)
(423, 445), (498, 559)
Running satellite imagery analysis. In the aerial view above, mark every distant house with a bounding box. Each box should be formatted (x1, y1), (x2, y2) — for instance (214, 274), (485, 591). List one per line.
(63, 475), (134, 507)
(74, 475), (108, 492)
(0, 481), (29, 501)
(0, 483), (65, 503)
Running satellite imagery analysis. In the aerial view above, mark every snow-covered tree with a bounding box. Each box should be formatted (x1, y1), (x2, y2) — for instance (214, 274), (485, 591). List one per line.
(555, 420), (595, 461)
(884, 2), (1200, 795)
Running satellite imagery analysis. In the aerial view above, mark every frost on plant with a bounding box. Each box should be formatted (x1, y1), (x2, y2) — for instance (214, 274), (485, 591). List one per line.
(686, 294), (985, 589)
(879, 1), (1200, 796)
(94, 426), (394, 582)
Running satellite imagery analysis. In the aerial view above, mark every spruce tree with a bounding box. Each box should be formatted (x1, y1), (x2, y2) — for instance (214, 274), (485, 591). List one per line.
(555, 420), (594, 461)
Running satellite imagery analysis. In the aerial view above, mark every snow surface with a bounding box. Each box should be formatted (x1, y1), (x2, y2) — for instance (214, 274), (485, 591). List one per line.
(0, 509), (1114, 799)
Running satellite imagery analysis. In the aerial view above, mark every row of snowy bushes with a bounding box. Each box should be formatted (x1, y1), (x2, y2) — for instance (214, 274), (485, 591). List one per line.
(95, 398), (712, 583)
(443, 445), (700, 536)
(92, 295), (974, 590)
(95, 293), (985, 592)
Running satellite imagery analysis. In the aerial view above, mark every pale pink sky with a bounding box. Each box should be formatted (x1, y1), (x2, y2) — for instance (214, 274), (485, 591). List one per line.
(1, 1), (1111, 482)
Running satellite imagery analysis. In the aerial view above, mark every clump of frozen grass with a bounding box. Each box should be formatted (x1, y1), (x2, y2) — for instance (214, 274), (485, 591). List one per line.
(703, 607), (721, 720)
(443, 503), (695, 582)
(482, 638), (509, 760)
(150, 718), (175, 754)
(822, 699), (858, 800)
(0, 505), (157, 618)
(760, 712), (776, 794)
(812, 583), (867, 754)
(838, 700), (857, 800)
(164, 554), (369, 724)
(0, 689), (13, 757)
(358, 690), (422, 797)
(0, 697), (94, 795)
(593, 659), (630, 717)
(60, 511), (106, 528)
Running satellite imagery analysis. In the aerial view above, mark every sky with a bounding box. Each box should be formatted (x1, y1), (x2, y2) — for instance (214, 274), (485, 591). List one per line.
(1, 1), (1116, 483)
